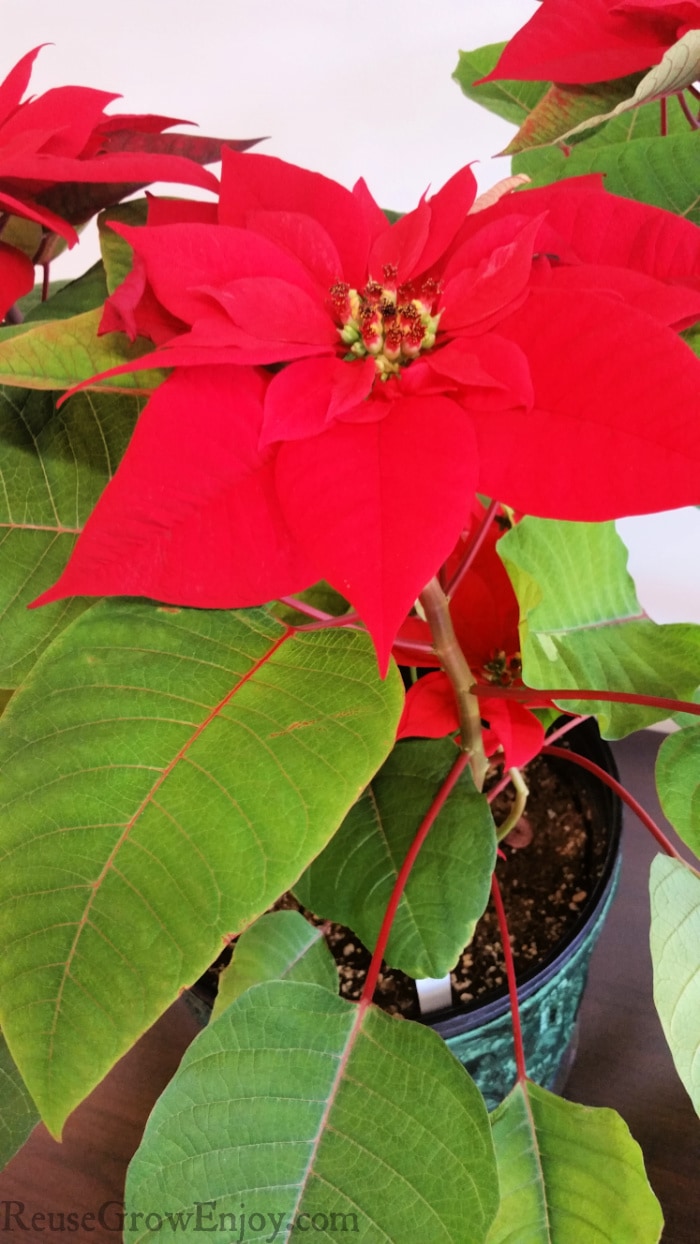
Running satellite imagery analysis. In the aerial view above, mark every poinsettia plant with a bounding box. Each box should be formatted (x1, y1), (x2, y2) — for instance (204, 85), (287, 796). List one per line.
(0, 22), (699, 1242)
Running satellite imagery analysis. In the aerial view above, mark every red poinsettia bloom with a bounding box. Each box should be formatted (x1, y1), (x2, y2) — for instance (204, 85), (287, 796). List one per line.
(395, 506), (551, 768)
(483, 0), (700, 85)
(0, 46), (257, 318)
(35, 151), (700, 671)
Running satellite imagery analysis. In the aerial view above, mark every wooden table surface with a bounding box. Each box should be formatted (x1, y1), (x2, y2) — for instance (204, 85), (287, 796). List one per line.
(564, 730), (699, 1244)
(0, 729), (697, 1242)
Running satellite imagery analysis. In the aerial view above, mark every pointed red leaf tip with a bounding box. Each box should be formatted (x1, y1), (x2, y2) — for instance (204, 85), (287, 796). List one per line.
(36, 153), (700, 671)
(0, 44), (257, 318)
(480, 0), (700, 85)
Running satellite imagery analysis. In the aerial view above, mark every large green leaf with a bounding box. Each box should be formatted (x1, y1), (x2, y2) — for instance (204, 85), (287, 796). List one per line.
(0, 308), (165, 391)
(552, 29), (700, 145)
(0, 1030), (39, 1173)
(487, 1081), (663, 1242)
(649, 855), (700, 1115)
(0, 601), (403, 1136)
(212, 909), (339, 1020)
(503, 77), (642, 154)
(452, 43), (550, 128)
(452, 43), (642, 154)
(0, 385), (139, 686)
(513, 130), (700, 226)
(499, 518), (700, 736)
(554, 88), (693, 149)
(655, 727), (700, 853)
(126, 980), (499, 1243)
(295, 738), (497, 978)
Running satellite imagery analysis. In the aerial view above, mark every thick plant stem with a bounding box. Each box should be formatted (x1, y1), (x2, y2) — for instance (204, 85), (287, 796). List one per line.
(543, 744), (686, 862)
(359, 750), (470, 1009)
(419, 576), (489, 790)
(491, 872), (527, 1083)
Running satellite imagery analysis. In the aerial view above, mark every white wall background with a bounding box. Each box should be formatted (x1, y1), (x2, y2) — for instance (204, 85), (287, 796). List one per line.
(5, 0), (700, 625)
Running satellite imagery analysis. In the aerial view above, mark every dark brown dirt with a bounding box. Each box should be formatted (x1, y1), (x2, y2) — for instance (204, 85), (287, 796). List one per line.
(277, 751), (608, 1018)
(193, 750), (610, 1021)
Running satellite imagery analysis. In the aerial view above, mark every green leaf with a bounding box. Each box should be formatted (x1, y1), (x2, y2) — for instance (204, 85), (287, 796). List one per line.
(454, 45), (644, 154)
(126, 980), (499, 1243)
(0, 601), (403, 1136)
(98, 200), (148, 295)
(452, 43), (550, 128)
(655, 727), (700, 853)
(513, 130), (700, 226)
(19, 264), (109, 324)
(499, 518), (700, 736)
(0, 385), (140, 685)
(650, 855), (700, 1115)
(561, 89), (692, 149)
(212, 910), (338, 1020)
(556, 30), (700, 145)
(0, 1030), (39, 1173)
(488, 1081), (663, 1242)
(683, 324), (700, 360)
(0, 309), (165, 391)
(295, 739), (497, 978)
(504, 77), (642, 154)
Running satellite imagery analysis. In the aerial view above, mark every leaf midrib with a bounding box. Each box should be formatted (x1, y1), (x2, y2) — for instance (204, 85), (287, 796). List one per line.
(44, 624), (293, 1078)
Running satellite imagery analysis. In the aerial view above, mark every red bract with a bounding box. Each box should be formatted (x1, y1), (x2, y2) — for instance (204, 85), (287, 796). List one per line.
(482, 0), (700, 85)
(395, 507), (551, 768)
(35, 153), (700, 672)
(0, 46), (258, 318)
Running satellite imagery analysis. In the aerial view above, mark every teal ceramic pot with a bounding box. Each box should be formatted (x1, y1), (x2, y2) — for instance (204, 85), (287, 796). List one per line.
(425, 718), (622, 1111)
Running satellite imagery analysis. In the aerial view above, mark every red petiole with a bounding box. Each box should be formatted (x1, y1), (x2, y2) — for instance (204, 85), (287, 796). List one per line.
(491, 872), (528, 1083)
(542, 744), (685, 861)
(359, 750), (470, 1010)
(445, 499), (501, 598)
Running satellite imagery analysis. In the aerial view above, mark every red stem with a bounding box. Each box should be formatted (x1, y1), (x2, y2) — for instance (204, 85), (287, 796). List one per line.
(277, 596), (333, 621)
(542, 744), (685, 861)
(660, 95), (668, 137)
(491, 872), (527, 1083)
(298, 611), (362, 633)
(676, 91), (700, 130)
(445, 500), (500, 599)
(359, 751), (470, 1010)
(392, 637), (437, 664)
(3, 303), (24, 325)
(475, 684), (700, 718)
